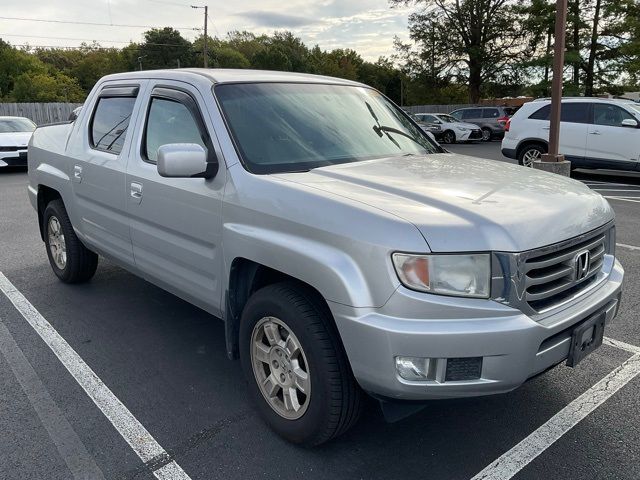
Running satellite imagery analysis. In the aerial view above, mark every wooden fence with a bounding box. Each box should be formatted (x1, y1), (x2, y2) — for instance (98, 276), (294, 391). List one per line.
(0, 103), (83, 125)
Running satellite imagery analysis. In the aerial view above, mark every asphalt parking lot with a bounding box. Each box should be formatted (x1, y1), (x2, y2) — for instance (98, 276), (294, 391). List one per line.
(1, 144), (639, 480)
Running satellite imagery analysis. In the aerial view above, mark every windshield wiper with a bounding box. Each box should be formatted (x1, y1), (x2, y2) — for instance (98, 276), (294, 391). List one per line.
(365, 101), (428, 150)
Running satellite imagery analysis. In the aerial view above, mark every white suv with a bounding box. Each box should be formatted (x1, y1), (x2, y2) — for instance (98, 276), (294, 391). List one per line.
(502, 98), (640, 171)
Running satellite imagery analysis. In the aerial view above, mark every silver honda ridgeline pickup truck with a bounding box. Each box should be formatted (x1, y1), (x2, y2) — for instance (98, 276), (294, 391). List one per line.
(28, 70), (623, 445)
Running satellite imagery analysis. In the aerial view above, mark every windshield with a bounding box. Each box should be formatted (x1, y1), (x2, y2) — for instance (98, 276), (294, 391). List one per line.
(0, 118), (36, 133)
(627, 103), (640, 116)
(215, 83), (441, 174)
(436, 114), (458, 123)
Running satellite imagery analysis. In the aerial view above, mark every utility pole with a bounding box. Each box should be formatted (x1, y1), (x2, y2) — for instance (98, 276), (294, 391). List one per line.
(537, 0), (571, 176)
(192, 5), (208, 68)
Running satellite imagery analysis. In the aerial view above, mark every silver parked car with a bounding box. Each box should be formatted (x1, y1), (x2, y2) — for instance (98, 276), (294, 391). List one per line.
(450, 106), (515, 141)
(27, 69), (623, 445)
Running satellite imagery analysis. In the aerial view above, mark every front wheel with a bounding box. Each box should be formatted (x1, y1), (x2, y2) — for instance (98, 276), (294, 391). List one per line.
(442, 130), (456, 144)
(239, 282), (362, 446)
(481, 127), (492, 142)
(43, 200), (98, 283)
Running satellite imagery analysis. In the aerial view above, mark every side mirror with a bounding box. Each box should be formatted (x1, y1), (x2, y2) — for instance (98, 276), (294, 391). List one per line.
(621, 118), (639, 128)
(156, 143), (214, 178)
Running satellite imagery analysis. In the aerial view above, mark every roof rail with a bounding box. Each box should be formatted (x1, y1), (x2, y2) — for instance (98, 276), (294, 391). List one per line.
(532, 96), (622, 102)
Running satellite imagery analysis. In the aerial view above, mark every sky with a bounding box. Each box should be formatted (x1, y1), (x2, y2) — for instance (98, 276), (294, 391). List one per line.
(0, 0), (415, 61)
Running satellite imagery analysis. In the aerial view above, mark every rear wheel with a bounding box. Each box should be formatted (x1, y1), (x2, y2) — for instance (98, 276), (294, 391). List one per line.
(43, 200), (98, 283)
(239, 282), (362, 446)
(518, 144), (546, 168)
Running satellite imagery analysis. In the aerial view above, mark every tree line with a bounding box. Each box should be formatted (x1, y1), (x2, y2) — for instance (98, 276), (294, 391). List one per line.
(1, 0), (639, 105)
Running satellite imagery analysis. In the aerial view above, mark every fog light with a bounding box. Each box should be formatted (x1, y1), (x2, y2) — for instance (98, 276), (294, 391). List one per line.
(395, 356), (430, 381)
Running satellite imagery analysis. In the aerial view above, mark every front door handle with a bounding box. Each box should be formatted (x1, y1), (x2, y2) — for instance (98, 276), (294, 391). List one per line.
(73, 165), (82, 183)
(589, 130), (601, 135)
(130, 182), (143, 204)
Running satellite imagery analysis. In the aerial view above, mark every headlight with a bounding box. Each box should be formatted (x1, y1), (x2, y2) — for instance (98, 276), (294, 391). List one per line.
(457, 127), (470, 132)
(392, 253), (491, 298)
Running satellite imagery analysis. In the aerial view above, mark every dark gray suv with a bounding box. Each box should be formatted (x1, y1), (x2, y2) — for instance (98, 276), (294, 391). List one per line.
(450, 106), (515, 141)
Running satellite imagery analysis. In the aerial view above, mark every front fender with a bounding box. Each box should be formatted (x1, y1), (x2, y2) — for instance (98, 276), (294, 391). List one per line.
(222, 223), (381, 308)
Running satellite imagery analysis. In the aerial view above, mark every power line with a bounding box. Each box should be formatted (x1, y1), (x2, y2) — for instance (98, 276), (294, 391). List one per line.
(9, 43), (188, 50)
(0, 16), (198, 30)
(0, 33), (191, 47)
(1, 33), (137, 44)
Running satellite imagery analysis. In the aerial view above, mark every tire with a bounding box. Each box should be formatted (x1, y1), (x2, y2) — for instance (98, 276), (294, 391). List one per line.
(481, 127), (492, 142)
(517, 143), (546, 168)
(43, 199), (98, 283)
(239, 282), (362, 446)
(442, 130), (456, 144)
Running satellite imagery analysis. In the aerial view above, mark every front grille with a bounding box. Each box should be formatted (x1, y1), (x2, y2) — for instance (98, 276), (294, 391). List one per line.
(0, 146), (21, 152)
(524, 233), (606, 312)
(469, 130), (482, 139)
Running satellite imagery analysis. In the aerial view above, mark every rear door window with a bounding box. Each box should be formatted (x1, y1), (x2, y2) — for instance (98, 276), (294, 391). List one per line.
(462, 109), (482, 120)
(561, 103), (590, 124)
(90, 96), (136, 154)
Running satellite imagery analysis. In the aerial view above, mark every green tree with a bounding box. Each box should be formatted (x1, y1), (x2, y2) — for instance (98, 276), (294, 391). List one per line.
(137, 27), (193, 70)
(0, 40), (47, 98)
(390, 0), (528, 102)
(11, 72), (84, 102)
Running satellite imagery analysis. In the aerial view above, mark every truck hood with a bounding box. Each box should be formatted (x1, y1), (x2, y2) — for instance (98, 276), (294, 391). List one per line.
(274, 153), (614, 252)
(0, 131), (32, 147)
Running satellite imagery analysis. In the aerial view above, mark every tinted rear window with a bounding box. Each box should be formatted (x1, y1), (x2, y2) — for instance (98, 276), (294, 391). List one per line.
(482, 108), (499, 118)
(90, 97), (136, 154)
(462, 109), (482, 119)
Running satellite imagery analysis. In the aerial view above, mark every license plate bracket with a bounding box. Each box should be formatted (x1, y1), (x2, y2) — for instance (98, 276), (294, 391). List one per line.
(566, 313), (605, 367)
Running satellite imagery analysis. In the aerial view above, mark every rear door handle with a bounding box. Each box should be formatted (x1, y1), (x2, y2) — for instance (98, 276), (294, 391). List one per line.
(542, 126), (550, 130)
(589, 130), (601, 135)
(130, 182), (143, 204)
(73, 165), (82, 183)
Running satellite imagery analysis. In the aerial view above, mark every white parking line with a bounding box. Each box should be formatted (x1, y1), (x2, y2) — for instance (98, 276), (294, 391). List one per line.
(471, 350), (640, 480)
(604, 196), (640, 203)
(583, 181), (636, 186)
(592, 189), (640, 192)
(617, 242), (640, 251)
(0, 272), (192, 480)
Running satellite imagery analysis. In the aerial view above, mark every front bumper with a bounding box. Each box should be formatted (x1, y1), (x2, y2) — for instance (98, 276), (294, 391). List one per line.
(0, 149), (28, 167)
(332, 259), (623, 400)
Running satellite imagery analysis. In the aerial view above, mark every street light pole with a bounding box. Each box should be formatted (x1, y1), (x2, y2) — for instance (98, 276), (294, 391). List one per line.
(537, 0), (571, 176)
(192, 5), (208, 68)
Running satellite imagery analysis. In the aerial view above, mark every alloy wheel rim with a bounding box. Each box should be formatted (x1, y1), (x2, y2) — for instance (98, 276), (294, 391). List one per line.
(47, 216), (67, 270)
(251, 316), (311, 420)
(444, 132), (454, 144)
(522, 149), (541, 167)
(482, 129), (491, 141)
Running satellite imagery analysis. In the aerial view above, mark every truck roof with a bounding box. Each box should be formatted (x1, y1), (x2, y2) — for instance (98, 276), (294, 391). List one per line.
(99, 68), (365, 87)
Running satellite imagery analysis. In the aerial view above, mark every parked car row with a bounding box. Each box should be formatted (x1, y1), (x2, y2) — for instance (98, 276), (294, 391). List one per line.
(413, 113), (483, 144)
